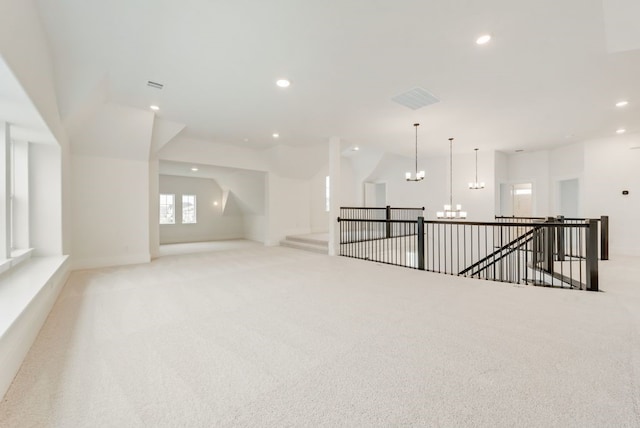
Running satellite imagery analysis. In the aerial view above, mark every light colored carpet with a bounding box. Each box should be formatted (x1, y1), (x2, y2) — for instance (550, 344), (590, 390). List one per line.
(1, 243), (639, 427)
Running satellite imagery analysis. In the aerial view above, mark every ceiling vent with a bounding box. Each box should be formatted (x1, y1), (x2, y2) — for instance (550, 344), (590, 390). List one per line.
(392, 87), (440, 110)
(147, 80), (164, 90)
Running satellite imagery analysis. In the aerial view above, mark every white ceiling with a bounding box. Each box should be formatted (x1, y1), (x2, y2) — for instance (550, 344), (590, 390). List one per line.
(35, 0), (640, 156)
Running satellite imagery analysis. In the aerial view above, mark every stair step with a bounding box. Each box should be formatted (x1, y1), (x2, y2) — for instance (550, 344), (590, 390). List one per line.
(280, 240), (328, 254)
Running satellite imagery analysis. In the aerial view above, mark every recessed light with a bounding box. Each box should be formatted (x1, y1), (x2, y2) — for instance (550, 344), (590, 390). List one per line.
(616, 129), (626, 134)
(272, 133), (279, 138)
(616, 101), (629, 107)
(476, 34), (491, 45)
(150, 105), (160, 111)
(352, 146), (360, 151)
(214, 201), (219, 206)
(191, 167), (198, 171)
(276, 79), (290, 88)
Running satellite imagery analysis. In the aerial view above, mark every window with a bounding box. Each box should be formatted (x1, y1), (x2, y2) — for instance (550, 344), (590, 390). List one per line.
(159, 194), (175, 224)
(325, 176), (330, 212)
(182, 194), (197, 224)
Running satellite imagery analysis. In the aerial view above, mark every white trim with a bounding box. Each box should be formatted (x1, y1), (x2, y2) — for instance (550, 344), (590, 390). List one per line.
(71, 253), (151, 270)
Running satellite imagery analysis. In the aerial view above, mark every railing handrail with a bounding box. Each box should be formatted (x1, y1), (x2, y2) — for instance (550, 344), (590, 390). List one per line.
(338, 212), (600, 291)
(339, 217), (589, 229)
(340, 206), (424, 210)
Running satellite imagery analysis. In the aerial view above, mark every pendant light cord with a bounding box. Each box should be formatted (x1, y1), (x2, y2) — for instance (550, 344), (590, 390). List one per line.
(449, 138), (453, 208)
(414, 123), (419, 175)
(475, 148), (478, 183)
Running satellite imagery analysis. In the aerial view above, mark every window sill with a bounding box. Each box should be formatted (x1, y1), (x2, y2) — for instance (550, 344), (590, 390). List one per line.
(0, 248), (34, 276)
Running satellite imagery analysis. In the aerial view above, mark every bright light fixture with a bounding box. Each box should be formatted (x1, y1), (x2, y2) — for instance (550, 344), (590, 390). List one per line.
(476, 34), (491, 45)
(213, 201), (218, 206)
(191, 167), (198, 171)
(353, 146), (360, 151)
(150, 105), (160, 111)
(616, 129), (627, 134)
(276, 79), (290, 88)
(272, 133), (279, 138)
(616, 101), (629, 107)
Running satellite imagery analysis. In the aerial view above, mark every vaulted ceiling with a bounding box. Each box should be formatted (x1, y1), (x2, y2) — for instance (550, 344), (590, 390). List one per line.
(35, 0), (640, 156)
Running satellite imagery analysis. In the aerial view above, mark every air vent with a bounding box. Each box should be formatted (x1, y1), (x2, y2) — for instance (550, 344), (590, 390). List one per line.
(147, 81), (164, 90)
(392, 87), (439, 110)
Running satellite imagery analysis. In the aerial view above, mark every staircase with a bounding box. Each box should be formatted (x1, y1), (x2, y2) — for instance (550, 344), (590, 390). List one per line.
(280, 234), (328, 254)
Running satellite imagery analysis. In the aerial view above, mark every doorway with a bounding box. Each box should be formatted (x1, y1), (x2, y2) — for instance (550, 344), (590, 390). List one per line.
(500, 182), (533, 217)
(364, 182), (387, 207)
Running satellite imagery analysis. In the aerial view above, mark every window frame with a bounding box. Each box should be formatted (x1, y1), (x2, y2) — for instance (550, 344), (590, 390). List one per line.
(181, 194), (197, 224)
(159, 193), (176, 225)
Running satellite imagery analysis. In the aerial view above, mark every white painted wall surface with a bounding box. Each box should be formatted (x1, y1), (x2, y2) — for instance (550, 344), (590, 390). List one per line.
(30, 143), (62, 256)
(549, 142), (584, 216)
(0, 0), (67, 144)
(71, 103), (154, 161)
(160, 136), (269, 172)
(266, 173), (311, 245)
(149, 159), (160, 258)
(494, 151), (508, 215)
(71, 154), (150, 269)
(310, 159), (356, 233)
(583, 134), (640, 255)
(506, 150), (550, 216)
(159, 175), (244, 244)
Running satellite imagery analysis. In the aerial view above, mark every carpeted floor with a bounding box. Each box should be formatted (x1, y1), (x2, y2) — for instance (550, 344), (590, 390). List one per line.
(1, 242), (639, 427)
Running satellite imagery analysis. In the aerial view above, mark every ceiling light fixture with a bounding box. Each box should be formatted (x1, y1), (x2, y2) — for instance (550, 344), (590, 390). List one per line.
(616, 101), (629, 107)
(150, 105), (160, 111)
(616, 129), (627, 134)
(191, 167), (198, 172)
(468, 148), (485, 189)
(272, 133), (279, 138)
(276, 79), (290, 88)
(352, 146), (360, 151)
(437, 138), (467, 219)
(476, 34), (491, 45)
(405, 123), (425, 182)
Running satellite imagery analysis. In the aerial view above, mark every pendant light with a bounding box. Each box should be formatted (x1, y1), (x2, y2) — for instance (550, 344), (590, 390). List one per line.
(405, 123), (425, 181)
(437, 137), (467, 219)
(468, 148), (485, 189)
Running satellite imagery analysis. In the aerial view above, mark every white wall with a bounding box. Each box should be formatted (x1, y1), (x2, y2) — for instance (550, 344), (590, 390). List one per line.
(494, 151), (508, 215)
(214, 170), (266, 243)
(310, 158), (357, 233)
(159, 175), (244, 244)
(29, 143), (62, 256)
(71, 154), (150, 268)
(266, 174), (311, 245)
(362, 151), (495, 221)
(505, 150), (550, 216)
(583, 133), (640, 256)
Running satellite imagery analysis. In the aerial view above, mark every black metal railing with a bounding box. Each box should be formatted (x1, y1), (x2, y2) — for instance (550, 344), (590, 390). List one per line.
(495, 215), (609, 260)
(339, 206), (424, 243)
(338, 211), (600, 291)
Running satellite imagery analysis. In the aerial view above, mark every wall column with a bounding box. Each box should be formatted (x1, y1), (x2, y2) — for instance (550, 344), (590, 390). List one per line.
(328, 137), (341, 256)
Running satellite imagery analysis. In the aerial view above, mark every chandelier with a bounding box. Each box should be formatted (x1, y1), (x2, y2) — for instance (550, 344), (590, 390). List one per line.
(468, 148), (485, 189)
(437, 137), (467, 219)
(405, 123), (425, 181)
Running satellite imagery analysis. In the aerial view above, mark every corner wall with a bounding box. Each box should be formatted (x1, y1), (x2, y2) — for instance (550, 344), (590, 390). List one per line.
(71, 154), (150, 269)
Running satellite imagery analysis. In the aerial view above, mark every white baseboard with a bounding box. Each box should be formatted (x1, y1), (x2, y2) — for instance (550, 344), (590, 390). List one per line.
(71, 253), (151, 270)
